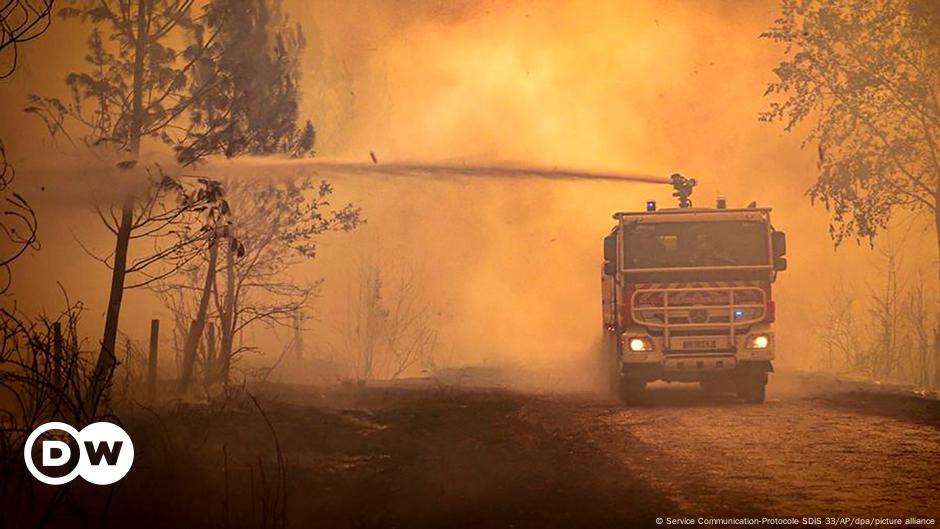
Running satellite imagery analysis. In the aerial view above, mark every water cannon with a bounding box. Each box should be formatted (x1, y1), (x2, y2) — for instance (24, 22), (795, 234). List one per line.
(669, 173), (696, 208)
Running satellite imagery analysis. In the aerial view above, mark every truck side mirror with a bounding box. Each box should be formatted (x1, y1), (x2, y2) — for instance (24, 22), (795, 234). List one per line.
(603, 260), (617, 276)
(772, 231), (787, 258)
(774, 257), (787, 271)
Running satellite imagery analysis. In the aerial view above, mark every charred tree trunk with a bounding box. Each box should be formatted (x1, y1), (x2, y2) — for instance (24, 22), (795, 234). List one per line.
(90, 182), (135, 412)
(147, 319), (159, 401)
(179, 237), (218, 392)
(89, 0), (149, 412)
(293, 310), (303, 362)
(205, 322), (216, 386)
(934, 201), (940, 388)
(218, 242), (236, 384)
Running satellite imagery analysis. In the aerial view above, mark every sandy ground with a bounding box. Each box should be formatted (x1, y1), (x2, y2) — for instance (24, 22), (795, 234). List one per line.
(23, 371), (940, 529)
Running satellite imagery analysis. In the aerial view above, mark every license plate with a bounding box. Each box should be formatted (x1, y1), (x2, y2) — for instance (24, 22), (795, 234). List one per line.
(683, 339), (717, 350)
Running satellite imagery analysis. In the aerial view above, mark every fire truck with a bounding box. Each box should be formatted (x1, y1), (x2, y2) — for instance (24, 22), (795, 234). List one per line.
(602, 174), (787, 404)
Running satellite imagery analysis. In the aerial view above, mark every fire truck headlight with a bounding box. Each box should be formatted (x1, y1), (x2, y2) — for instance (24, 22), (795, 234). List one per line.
(747, 334), (770, 349)
(626, 337), (654, 352)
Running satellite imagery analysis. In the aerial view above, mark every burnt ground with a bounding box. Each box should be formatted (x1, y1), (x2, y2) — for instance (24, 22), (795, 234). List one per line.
(19, 372), (940, 529)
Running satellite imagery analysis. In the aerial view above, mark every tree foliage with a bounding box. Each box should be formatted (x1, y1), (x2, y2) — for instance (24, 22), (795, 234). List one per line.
(177, 0), (315, 164)
(761, 0), (940, 244)
(31, 0), (314, 164)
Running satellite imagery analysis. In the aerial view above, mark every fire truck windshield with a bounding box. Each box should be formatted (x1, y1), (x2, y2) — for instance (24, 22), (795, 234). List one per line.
(622, 221), (768, 269)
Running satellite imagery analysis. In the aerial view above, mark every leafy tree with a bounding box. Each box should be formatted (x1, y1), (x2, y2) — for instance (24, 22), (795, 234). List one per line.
(175, 0), (315, 164)
(761, 0), (940, 385)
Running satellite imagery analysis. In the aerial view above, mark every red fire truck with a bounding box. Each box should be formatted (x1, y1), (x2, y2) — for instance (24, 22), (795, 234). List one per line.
(602, 175), (787, 404)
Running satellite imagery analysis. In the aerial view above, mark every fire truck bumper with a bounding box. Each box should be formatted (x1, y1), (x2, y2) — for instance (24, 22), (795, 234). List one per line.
(620, 357), (773, 383)
(619, 330), (775, 382)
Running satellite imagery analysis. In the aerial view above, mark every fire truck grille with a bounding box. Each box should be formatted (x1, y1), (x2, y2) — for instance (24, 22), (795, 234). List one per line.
(631, 284), (767, 332)
(648, 328), (744, 337)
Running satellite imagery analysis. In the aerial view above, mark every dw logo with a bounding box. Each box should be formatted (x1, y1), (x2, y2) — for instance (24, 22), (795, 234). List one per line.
(23, 422), (134, 485)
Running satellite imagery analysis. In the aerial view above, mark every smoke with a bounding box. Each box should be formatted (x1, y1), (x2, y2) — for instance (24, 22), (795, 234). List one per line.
(283, 0), (936, 384)
(281, 0), (815, 384)
(2, 0), (935, 388)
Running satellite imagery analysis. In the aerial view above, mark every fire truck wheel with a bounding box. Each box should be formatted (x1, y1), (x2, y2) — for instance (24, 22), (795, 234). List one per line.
(618, 378), (646, 405)
(700, 379), (724, 394)
(736, 373), (766, 404)
(607, 356), (623, 394)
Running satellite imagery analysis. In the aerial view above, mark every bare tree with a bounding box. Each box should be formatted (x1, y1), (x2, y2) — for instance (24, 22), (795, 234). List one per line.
(209, 177), (360, 385)
(762, 0), (940, 384)
(342, 262), (384, 381)
(0, 0), (53, 292)
(819, 279), (862, 372)
(155, 176), (359, 389)
(903, 274), (934, 386)
(866, 243), (906, 380)
(176, 230), (220, 390)
(817, 240), (938, 387)
(336, 261), (439, 382)
(0, 141), (39, 294)
(383, 269), (437, 379)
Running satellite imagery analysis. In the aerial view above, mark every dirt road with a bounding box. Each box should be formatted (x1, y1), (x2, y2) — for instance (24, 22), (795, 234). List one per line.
(51, 373), (940, 529)
(574, 377), (940, 521)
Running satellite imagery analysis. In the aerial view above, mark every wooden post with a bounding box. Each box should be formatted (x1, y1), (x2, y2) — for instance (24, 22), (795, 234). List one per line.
(205, 322), (216, 385)
(125, 337), (133, 396)
(293, 310), (303, 362)
(147, 319), (159, 401)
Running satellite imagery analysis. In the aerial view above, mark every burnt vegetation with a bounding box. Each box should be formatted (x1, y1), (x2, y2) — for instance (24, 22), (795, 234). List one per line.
(1, 0), (363, 526)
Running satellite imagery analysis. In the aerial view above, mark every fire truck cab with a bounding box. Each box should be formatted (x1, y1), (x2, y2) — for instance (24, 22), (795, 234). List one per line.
(602, 178), (787, 404)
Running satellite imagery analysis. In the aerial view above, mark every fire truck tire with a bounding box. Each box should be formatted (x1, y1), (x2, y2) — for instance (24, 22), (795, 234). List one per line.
(606, 356), (619, 393)
(736, 374), (766, 404)
(700, 379), (724, 394)
(618, 378), (646, 405)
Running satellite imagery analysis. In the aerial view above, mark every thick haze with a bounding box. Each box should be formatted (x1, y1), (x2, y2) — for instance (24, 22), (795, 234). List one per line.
(1, 0), (934, 383)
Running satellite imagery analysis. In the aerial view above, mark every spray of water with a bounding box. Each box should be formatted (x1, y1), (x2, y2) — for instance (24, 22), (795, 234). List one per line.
(20, 156), (670, 210)
(202, 157), (670, 186)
